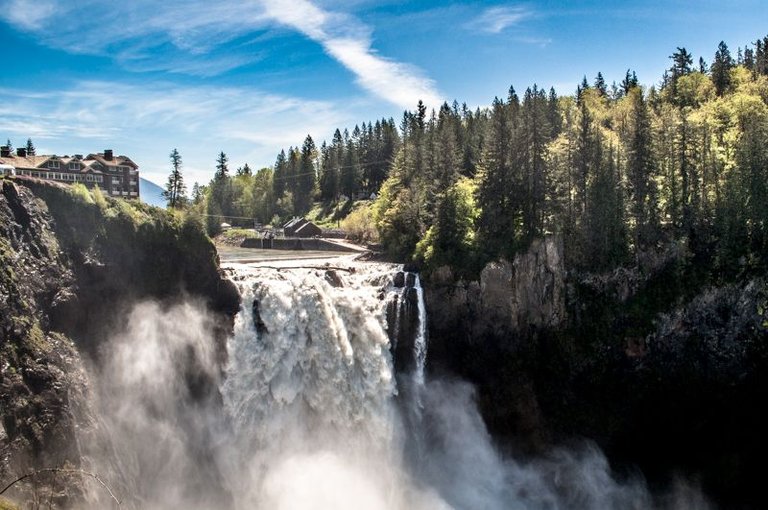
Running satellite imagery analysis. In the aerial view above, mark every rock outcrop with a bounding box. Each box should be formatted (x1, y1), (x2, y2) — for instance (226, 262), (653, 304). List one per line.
(425, 234), (565, 343)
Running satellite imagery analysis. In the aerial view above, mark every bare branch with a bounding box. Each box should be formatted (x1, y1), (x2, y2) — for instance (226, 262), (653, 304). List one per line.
(0, 468), (120, 507)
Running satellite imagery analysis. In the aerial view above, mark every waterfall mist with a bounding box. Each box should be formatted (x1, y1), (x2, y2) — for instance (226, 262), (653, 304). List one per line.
(79, 262), (711, 509)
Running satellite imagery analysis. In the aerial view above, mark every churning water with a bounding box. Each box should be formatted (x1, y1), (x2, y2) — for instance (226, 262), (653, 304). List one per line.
(79, 261), (710, 509)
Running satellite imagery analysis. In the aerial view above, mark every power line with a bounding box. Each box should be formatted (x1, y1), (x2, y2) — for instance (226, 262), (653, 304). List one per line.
(223, 156), (397, 183)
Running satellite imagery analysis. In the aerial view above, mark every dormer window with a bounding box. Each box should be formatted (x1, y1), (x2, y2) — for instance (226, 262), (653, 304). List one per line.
(69, 162), (80, 170)
(48, 160), (60, 169)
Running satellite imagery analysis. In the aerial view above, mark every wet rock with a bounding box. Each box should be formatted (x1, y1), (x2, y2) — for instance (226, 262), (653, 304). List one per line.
(324, 269), (344, 288)
(49, 287), (80, 333)
(215, 276), (241, 315)
(402, 262), (420, 273)
(393, 271), (405, 288)
(405, 272), (417, 288)
(252, 299), (269, 334)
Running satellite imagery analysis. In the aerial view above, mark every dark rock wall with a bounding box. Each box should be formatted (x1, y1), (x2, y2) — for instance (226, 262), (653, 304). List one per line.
(424, 235), (768, 508)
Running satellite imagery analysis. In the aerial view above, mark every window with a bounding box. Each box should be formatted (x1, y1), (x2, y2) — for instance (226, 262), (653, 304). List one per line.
(96, 175), (103, 183)
(69, 162), (80, 170)
(118, 165), (129, 172)
(48, 160), (60, 169)
(86, 175), (94, 182)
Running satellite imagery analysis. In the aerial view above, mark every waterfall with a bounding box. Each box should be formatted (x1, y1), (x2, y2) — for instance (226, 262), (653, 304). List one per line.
(412, 273), (428, 386)
(78, 260), (710, 510)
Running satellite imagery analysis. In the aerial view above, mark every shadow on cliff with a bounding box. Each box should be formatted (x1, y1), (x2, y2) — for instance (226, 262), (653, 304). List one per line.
(423, 234), (768, 509)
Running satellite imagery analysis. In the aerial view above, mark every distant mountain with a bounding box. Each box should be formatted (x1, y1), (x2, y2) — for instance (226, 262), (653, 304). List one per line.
(139, 177), (165, 208)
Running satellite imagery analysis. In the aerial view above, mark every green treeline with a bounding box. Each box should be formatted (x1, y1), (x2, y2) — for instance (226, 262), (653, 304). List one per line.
(195, 36), (768, 278)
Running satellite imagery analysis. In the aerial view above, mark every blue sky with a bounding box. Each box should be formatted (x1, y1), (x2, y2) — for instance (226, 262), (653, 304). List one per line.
(1, 0), (766, 187)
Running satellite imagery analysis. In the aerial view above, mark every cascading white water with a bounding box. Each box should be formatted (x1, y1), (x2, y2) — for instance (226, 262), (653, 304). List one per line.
(412, 273), (428, 386)
(79, 259), (711, 510)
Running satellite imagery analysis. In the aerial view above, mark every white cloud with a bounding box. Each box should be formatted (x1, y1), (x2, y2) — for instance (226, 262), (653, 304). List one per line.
(1, 0), (57, 30)
(467, 5), (532, 34)
(0, 0), (442, 109)
(0, 81), (354, 185)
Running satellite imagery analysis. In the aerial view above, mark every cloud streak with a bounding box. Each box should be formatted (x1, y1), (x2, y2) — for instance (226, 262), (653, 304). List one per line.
(0, 0), (442, 109)
(259, 0), (443, 109)
(466, 5), (532, 34)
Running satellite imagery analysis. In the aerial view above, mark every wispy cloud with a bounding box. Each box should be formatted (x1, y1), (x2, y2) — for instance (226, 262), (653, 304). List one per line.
(0, 0), (442, 109)
(2, 0), (58, 30)
(0, 81), (353, 184)
(256, 0), (443, 109)
(466, 5), (532, 34)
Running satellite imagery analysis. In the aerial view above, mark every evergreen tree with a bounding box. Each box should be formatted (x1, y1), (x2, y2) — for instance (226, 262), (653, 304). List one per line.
(215, 151), (229, 180)
(25, 138), (35, 156)
(548, 87), (562, 138)
(236, 163), (252, 176)
(295, 135), (316, 215)
(520, 85), (551, 240)
(621, 69), (639, 94)
(191, 182), (203, 205)
(698, 57), (709, 74)
(206, 151), (234, 234)
(341, 135), (360, 199)
(594, 72), (608, 96)
(626, 88), (660, 252)
(273, 150), (288, 198)
(711, 41), (735, 96)
(476, 97), (518, 258)
(162, 148), (186, 209)
(585, 143), (627, 269)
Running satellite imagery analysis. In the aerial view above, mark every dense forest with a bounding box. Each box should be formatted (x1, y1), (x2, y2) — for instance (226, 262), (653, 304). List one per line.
(191, 35), (768, 279)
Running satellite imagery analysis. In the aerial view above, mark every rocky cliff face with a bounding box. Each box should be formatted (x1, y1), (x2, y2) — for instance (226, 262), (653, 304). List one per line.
(0, 178), (239, 506)
(426, 235), (565, 343)
(423, 235), (768, 508)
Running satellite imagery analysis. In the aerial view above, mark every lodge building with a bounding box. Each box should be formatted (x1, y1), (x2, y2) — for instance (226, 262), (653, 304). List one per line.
(0, 147), (139, 199)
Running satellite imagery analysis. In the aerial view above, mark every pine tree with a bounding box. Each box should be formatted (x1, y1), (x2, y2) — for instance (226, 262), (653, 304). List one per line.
(585, 143), (627, 269)
(621, 69), (639, 94)
(594, 72), (608, 96)
(207, 151), (234, 232)
(273, 150), (288, 198)
(25, 138), (35, 156)
(626, 88), (660, 252)
(520, 85), (551, 240)
(476, 97), (518, 258)
(295, 135), (316, 215)
(711, 41), (735, 96)
(698, 57), (709, 74)
(191, 182), (203, 205)
(236, 163), (252, 176)
(215, 151), (229, 180)
(548, 87), (562, 138)
(162, 148), (186, 209)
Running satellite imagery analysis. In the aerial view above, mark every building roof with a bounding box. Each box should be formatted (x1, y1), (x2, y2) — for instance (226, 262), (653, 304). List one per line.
(294, 221), (321, 236)
(0, 151), (137, 171)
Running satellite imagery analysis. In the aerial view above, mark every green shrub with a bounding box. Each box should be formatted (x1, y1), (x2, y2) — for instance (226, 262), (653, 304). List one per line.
(69, 183), (94, 205)
(341, 203), (378, 244)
